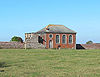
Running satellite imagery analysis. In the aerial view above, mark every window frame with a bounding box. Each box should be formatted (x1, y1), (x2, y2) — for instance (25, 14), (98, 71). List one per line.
(49, 34), (53, 38)
(30, 34), (31, 38)
(62, 34), (66, 44)
(56, 34), (60, 44)
(68, 34), (73, 44)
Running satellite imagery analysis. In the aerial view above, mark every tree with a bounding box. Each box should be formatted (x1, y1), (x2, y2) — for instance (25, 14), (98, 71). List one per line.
(11, 36), (23, 43)
(86, 40), (93, 44)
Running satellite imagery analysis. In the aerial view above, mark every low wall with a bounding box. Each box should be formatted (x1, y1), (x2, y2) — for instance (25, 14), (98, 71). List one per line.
(76, 43), (100, 49)
(0, 42), (100, 49)
(0, 42), (24, 49)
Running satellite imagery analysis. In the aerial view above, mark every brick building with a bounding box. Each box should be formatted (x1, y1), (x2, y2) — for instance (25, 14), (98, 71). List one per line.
(25, 24), (77, 49)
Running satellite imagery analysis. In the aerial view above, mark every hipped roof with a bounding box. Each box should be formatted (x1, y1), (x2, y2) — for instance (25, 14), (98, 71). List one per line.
(35, 24), (76, 34)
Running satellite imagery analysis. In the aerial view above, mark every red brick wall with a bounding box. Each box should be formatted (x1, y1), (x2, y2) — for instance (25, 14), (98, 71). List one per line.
(45, 33), (76, 49)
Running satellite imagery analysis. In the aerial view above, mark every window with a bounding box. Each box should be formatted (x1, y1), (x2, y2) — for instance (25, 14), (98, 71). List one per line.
(49, 34), (53, 38)
(69, 35), (73, 44)
(25, 34), (27, 38)
(62, 35), (66, 44)
(30, 34), (31, 37)
(56, 35), (60, 44)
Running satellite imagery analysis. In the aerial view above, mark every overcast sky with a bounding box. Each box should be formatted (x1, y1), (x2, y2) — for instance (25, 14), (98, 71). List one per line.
(0, 0), (100, 44)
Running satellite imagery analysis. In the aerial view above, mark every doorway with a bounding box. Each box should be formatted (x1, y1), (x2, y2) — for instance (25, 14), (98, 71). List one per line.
(49, 40), (53, 48)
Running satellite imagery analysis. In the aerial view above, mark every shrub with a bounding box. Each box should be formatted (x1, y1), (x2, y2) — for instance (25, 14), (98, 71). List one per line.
(11, 36), (23, 43)
(86, 40), (93, 44)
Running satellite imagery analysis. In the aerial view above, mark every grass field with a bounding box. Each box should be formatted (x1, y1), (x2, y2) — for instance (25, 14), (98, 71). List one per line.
(0, 49), (100, 77)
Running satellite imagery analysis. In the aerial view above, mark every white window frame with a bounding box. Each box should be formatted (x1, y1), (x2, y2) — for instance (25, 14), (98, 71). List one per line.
(68, 34), (73, 44)
(62, 34), (66, 44)
(30, 34), (31, 37)
(56, 34), (60, 44)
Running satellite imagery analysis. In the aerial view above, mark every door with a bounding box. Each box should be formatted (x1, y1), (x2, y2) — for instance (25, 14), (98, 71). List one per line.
(49, 40), (53, 48)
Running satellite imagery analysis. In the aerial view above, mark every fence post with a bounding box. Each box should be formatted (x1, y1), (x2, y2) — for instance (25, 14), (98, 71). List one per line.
(25, 42), (26, 50)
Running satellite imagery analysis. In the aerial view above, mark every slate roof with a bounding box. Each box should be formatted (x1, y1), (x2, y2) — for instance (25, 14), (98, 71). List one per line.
(35, 24), (76, 34)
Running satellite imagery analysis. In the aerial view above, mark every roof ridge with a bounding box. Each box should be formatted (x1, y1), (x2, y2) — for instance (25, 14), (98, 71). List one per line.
(48, 24), (64, 26)
(45, 24), (64, 29)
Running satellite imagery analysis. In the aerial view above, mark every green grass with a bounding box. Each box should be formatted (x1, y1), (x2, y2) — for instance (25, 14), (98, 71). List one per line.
(0, 49), (100, 77)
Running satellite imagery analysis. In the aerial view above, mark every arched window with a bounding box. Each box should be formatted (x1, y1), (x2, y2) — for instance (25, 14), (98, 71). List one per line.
(69, 35), (73, 44)
(56, 35), (60, 44)
(62, 35), (66, 44)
